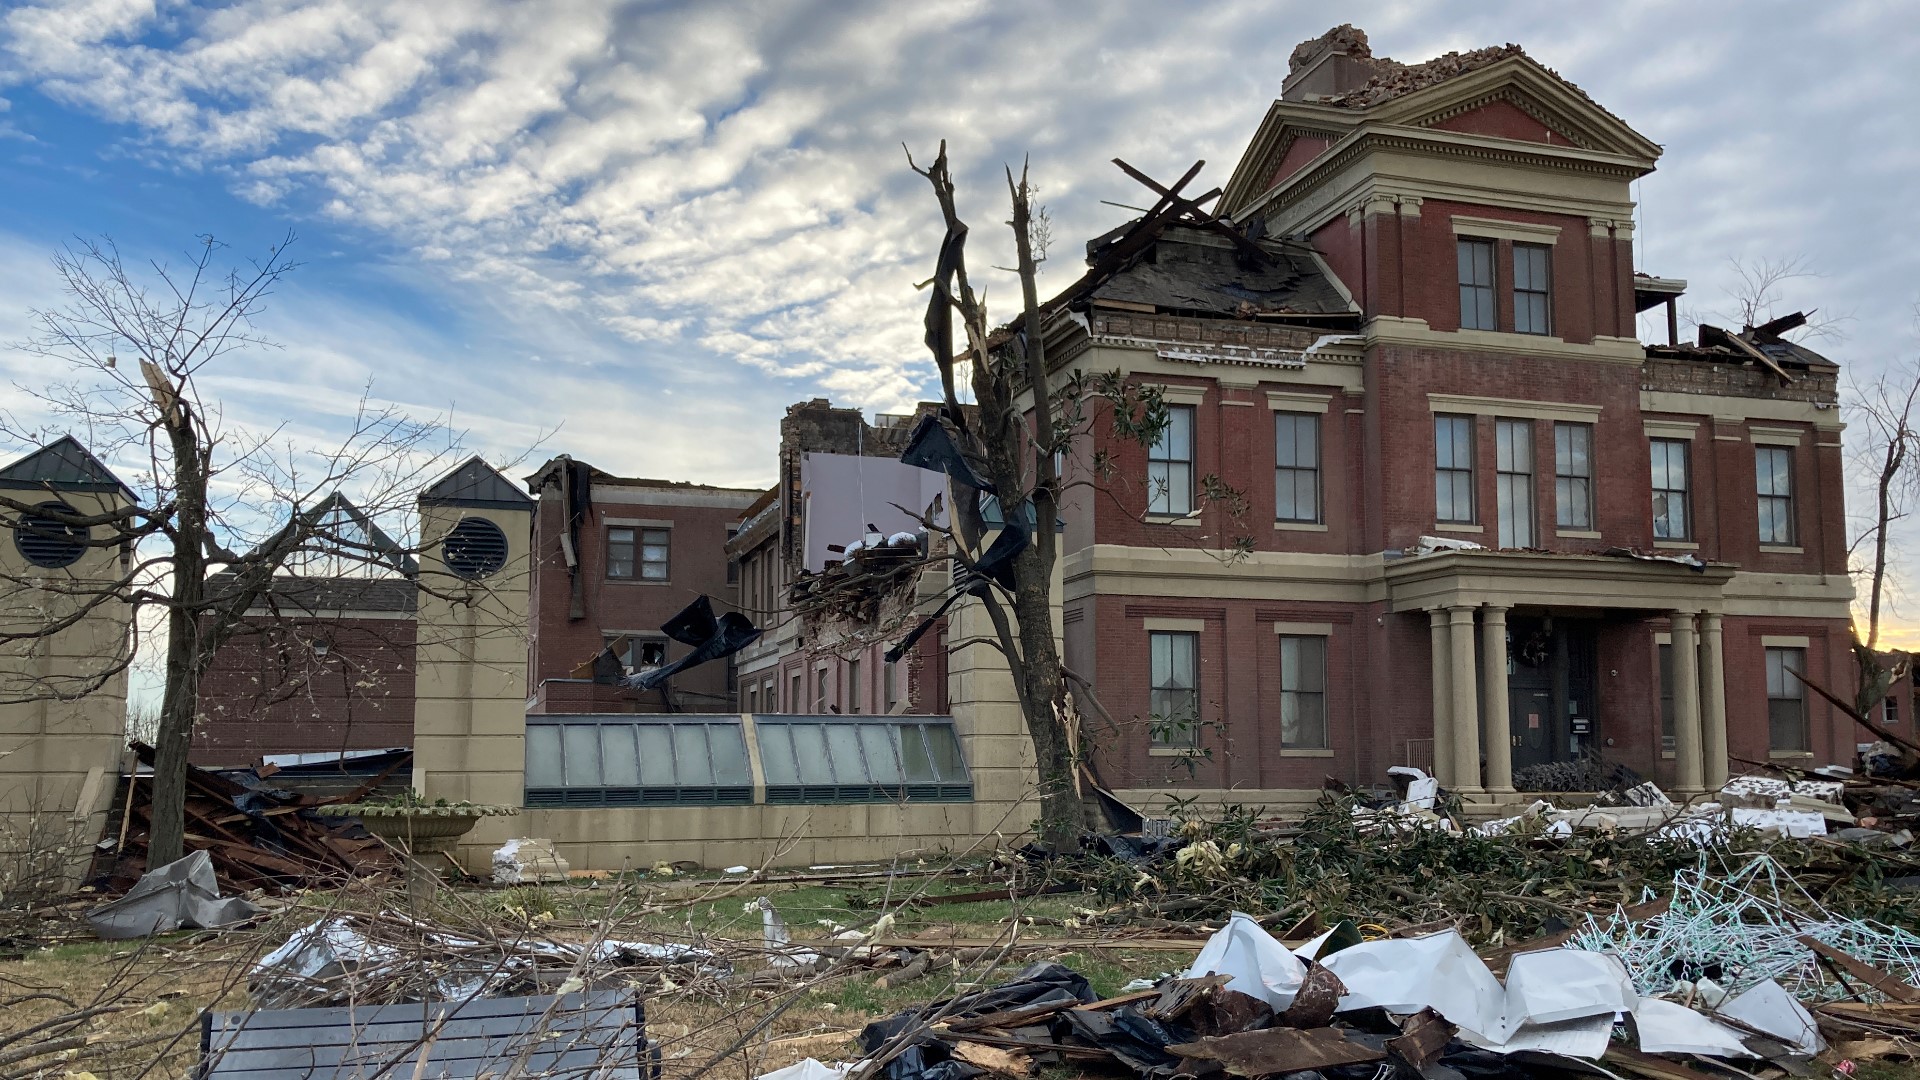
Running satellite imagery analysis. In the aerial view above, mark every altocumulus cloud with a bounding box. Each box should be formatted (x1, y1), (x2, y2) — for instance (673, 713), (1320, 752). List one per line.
(1, 3), (1917, 500)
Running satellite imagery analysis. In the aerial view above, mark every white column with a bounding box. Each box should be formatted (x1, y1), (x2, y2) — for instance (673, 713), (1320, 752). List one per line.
(1670, 612), (1704, 793)
(1481, 605), (1514, 794)
(1698, 612), (1729, 791)
(1428, 610), (1454, 786)
(1448, 606), (1483, 792)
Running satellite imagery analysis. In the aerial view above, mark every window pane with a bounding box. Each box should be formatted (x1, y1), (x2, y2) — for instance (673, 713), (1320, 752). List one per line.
(607, 528), (635, 578)
(637, 725), (675, 786)
(859, 725), (902, 784)
(710, 725), (750, 785)
(825, 724), (865, 782)
(899, 725), (937, 782)
(1298, 636), (1326, 692)
(525, 726), (564, 788)
(600, 724), (640, 787)
(924, 724), (966, 781)
(759, 725), (798, 785)
(672, 724), (714, 785)
(791, 724), (833, 783)
(562, 725), (601, 787)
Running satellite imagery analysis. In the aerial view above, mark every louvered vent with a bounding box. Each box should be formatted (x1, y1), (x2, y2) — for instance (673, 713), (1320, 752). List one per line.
(442, 517), (508, 579)
(14, 501), (86, 569)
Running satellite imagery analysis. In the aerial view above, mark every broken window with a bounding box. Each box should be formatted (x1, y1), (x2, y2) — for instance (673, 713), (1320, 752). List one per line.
(1756, 446), (1795, 545)
(1513, 243), (1552, 335)
(1434, 415), (1475, 524)
(524, 717), (753, 806)
(1279, 634), (1328, 750)
(1650, 439), (1691, 540)
(757, 718), (971, 803)
(607, 527), (635, 578)
(1555, 422), (1594, 530)
(1274, 412), (1321, 524)
(1148, 404), (1194, 516)
(1766, 646), (1808, 753)
(1886, 695), (1901, 726)
(1495, 419), (1535, 548)
(640, 527), (670, 580)
(1149, 630), (1200, 747)
(1457, 238), (1496, 331)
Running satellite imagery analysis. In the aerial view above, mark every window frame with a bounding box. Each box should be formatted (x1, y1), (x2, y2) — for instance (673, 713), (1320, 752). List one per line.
(1512, 242), (1552, 336)
(757, 716), (972, 804)
(1457, 238), (1498, 331)
(1756, 445), (1796, 545)
(1147, 404), (1196, 517)
(1278, 634), (1329, 750)
(1148, 630), (1201, 748)
(606, 526), (636, 579)
(638, 526), (670, 581)
(1274, 411), (1322, 524)
(1765, 646), (1809, 753)
(1650, 438), (1692, 541)
(1554, 422), (1594, 530)
(1434, 414), (1477, 524)
(847, 657), (863, 714)
(1494, 418), (1535, 548)
(524, 716), (754, 807)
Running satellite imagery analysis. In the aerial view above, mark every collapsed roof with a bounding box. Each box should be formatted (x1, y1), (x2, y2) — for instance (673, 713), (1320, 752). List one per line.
(1084, 225), (1355, 321)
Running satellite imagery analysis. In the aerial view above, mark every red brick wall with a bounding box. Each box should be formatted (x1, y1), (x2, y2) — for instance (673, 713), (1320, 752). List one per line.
(528, 486), (748, 713)
(1430, 99), (1556, 144)
(193, 615), (416, 766)
(1267, 135), (1332, 189)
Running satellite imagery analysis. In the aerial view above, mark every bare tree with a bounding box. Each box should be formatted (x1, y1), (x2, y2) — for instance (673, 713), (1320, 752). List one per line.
(906, 145), (1257, 848)
(1848, 356), (1920, 716)
(1, 235), (471, 866)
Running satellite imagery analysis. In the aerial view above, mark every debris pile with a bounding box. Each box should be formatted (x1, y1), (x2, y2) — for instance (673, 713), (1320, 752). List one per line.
(788, 531), (927, 627)
(98, 742), (401, 893)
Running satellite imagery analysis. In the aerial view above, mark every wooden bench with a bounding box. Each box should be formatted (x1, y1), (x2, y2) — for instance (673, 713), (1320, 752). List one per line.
(199, 989), (655, 1080)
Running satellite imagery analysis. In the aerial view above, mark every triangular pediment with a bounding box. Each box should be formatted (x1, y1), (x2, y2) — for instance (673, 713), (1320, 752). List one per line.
(419, 455), (533, 509)
(0, 436), (135, 500)
(1371, 55), (1661, 161)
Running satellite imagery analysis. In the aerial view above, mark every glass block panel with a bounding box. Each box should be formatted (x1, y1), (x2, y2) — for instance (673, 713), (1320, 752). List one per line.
(924, 724), (966, 782)
(672, 724), (714, 785)
(758, 725), (799, 785)
(899, 725), (937, 783)
(709, 725), (751, 786)
(825, 724), (866, 783)
(791, 724), (834, 784)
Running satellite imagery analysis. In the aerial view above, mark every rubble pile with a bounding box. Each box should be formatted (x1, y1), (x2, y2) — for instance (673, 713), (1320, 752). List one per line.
(98, 743), (401, 893)
(788, 531), (928, 627)
(1055, 775), (1920, 947)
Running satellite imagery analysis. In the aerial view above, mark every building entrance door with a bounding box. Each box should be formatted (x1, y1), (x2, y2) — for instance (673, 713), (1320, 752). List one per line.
(1506, 616), (1598, 772)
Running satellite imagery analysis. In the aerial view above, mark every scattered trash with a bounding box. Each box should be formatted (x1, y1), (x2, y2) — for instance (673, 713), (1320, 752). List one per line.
(85, 851), (262, 939)
(490, 838), (570, 884)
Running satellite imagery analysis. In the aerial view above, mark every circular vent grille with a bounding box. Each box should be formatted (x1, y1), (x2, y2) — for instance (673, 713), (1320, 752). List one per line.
(442, 516), (508, 579)
(14, 501), (87, 569)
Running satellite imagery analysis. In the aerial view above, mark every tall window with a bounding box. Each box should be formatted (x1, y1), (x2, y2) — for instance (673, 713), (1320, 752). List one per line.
(726, 526), (740, 583)
(1756, 446), (1795, 545)
(607, 527), (635, 578)
(1148, 405), (1195, 516)
(1658, 643), (1675, 754)
(1555, 422), (1594, 530)
(1457, 238), (1497, 330)
(1885, 694), (1900, 726)
(885, 662), (900, 713)
(1650, 439), (1691, 540)
(1435, 415), (1475, 524)
(1274, 412), (1321, 524)
(789, 673), (802, 713)
(1149, 631), (1199, 747)
(1513, 243), (1552, 335)
(639, 527), (670, 580)
(847, 657), (863, 714)
(1766, 646), (1808, 752)
(1279, 635), (1328, 750)
(1495, 419), (1535, 548)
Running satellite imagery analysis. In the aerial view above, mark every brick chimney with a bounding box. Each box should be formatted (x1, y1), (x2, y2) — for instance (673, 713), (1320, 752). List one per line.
(1282, 25), (1379, 102)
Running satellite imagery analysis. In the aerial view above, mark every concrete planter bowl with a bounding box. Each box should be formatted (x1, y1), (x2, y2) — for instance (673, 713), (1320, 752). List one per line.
(317, 801), (517, 899)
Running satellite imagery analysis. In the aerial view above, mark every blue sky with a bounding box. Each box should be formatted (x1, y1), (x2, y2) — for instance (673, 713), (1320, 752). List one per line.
(2, 0), (1918, 633)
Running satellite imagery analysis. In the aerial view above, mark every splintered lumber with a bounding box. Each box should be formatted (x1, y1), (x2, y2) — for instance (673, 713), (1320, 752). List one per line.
(950, 1042), (1035, 1077)
(1800, 936), (1920, 1003)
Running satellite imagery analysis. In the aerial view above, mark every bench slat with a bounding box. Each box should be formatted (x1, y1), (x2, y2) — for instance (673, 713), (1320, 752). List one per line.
(209, 991), (633, 1032)
(211, 1010), (614, 1050)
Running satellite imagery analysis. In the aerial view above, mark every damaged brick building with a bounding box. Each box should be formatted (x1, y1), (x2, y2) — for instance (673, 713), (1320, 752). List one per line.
(1029, 26), (1858, 805)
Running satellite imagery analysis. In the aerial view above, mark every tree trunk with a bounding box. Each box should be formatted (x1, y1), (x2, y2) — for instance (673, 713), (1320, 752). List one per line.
(146, 432), (207, 868)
